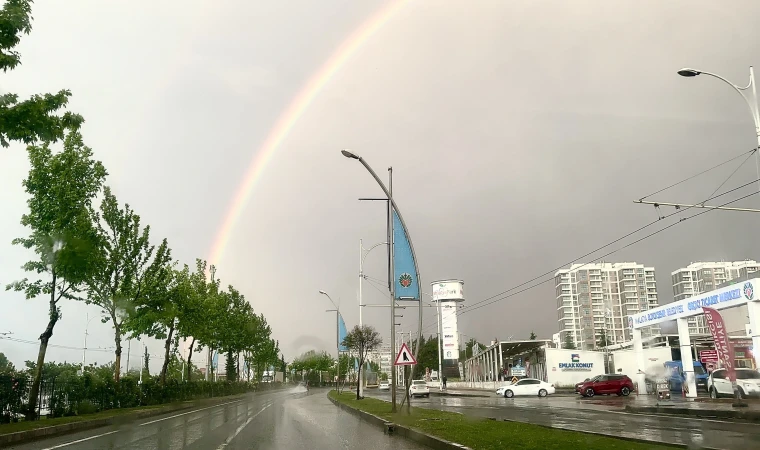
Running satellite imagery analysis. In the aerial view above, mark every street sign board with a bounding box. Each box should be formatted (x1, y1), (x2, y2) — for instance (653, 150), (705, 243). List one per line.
(394, 343), (417, 366)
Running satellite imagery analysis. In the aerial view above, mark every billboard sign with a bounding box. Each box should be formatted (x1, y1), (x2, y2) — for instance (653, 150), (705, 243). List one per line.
(441, 301), (459, 359)
(432, 280), (465, 302)
(632, 279), (758, 329)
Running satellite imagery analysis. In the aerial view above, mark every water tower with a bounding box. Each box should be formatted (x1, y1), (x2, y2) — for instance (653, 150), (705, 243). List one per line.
(432, 280), (465, 378)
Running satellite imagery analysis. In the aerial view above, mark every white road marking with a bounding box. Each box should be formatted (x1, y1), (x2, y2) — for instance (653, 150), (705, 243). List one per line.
(139, 399), (243, 426)
(605, 409), (745, 424)
(40, 431), (120, 450)
(216, 403), (272, 449)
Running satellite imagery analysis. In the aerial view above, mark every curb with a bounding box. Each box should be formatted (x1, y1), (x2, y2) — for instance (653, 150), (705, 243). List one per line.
(0, 391), (268, 448)
(327, 394), (471, 450)
(625, 404), (760, 422)
(497, 417), (695, 449)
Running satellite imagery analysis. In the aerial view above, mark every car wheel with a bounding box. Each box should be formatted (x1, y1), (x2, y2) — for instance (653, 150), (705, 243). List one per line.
(584, 388), (595, 398)
(538, 389), (547, 397)
(425, 394), (429, 398)
(505, 389), (514, 398)
(709, 387), (718, 399)
(621, 387), (631, 396)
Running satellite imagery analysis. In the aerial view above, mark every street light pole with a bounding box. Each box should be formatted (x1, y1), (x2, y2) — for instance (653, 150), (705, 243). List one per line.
(678, 66), (760, 195)
(320, 290), (340, 393)
(81, 313), (97, 376)
(342, 149), (424, 413)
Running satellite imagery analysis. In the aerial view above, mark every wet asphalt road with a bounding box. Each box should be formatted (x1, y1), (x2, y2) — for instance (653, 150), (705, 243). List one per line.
(367, 389), (759, 450)
(9, 388), (428, 450)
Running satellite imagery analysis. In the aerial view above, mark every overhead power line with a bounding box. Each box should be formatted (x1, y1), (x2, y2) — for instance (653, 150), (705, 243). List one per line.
(458, 188), (759, 318)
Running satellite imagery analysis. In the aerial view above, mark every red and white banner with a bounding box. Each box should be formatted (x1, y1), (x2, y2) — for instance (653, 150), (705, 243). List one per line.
(702, 307), (736, 383)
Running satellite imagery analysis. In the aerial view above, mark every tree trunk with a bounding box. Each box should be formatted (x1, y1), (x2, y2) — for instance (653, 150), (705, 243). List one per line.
(236, 352), (240, 382)
(356, 361), (362, 400)
(160, 324), (175, 386)
(186, 338), (195, 382)
(113, 320), (122, 382)
(27, 272), (60, 419)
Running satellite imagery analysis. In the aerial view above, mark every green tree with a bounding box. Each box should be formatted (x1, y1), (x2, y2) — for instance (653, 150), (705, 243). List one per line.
(411, 335), (440, 379)
(0, 352), (15, 373)
(177, 259), (219, 382)
(563, 334), (576, 350)
(84, 187), (171, 382)
(6, 131), (106, 418)
(0, 1), (84, 148)
(142, 345), (150, 379)
(529, 331), (537, 340)
(341, 325), (382, 400)
(124, 259), (179, 386)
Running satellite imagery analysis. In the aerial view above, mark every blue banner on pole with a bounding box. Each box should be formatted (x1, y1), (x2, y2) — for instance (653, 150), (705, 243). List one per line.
(338, 313), (349, 352)
(393, 208), (420, 301)
(354, 357), (359, 372)
(212, 351), (219, 369)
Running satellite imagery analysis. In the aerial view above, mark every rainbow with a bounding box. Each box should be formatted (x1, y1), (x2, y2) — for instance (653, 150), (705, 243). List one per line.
(207, 0), (408, 268)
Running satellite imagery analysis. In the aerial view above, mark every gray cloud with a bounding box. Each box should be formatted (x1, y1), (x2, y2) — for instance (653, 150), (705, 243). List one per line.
(3, 0), (760, 370)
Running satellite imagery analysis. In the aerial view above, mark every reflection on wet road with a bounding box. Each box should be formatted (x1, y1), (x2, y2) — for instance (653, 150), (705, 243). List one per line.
(367, 390), (759, 450)
(9, 388), (428, 450)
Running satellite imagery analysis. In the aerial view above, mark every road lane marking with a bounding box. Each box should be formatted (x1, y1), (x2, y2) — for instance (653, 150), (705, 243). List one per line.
(216, 402), (272, 449)
(40, 431), (120, 450)
(139, 399), (243, 426)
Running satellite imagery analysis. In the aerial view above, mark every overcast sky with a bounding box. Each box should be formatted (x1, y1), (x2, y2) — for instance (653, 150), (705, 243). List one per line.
(3, 0), (760, 372)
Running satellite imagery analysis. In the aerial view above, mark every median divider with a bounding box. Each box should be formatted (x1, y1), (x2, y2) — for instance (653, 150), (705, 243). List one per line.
(327, 393), (472, 450)
(0, 387), (290, 448)
(625, 404), (760, 422)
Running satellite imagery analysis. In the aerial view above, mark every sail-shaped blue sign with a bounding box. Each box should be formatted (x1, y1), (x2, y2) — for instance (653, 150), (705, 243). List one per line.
(393, 208), (420, 301)
(338, 312), (349, 352)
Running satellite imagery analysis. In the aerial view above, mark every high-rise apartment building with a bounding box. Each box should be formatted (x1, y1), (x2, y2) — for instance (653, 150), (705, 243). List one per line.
(671, 260), (760, 334)
(556, 262), (659, 350)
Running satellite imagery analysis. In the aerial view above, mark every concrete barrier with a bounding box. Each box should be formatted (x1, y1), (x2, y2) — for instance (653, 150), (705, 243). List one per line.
(327, 394), (472, 450)
(625, 404), (760, 422)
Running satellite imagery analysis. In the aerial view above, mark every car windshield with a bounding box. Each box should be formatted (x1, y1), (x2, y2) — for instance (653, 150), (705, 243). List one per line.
(412, 381), (427, 386)
(736, 370), (760, 380)
(693, 366), (707, 375)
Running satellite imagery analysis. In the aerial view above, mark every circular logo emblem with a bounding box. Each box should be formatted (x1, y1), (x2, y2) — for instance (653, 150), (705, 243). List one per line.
(399, 273), (413, 288)
(744, 282), (754, 300)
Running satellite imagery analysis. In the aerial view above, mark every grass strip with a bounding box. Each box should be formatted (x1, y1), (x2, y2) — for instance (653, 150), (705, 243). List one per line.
(329, 391), (678, 450)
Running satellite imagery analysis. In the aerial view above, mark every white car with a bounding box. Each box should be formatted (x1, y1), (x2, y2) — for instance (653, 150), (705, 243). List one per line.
(496, 378), (556, 398)
(378, 381), (390, 390)
(708, 367), (760, 398)
(409, 380), (430, 398)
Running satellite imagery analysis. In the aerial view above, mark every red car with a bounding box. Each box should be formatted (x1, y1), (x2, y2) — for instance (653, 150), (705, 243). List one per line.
(578, 374), (634, 397)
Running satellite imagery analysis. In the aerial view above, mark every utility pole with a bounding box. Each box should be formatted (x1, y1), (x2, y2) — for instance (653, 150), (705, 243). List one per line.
(388, 166), (397, 412)
(126, 339), (131, 376)
(207, 266), (216, 381)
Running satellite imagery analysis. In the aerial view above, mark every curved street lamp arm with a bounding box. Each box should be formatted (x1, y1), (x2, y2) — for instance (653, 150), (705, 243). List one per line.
(693, 68), (760, 132)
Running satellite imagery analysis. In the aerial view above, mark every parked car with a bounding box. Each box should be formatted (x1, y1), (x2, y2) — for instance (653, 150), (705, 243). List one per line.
(708, 368), (760, 398)
(575, 376), (598, 393)
(378, 381), (390, 390)
(663, 360), (709, 393)
(409, 380), (430, 398)
(496, 378), (556, 398)
(578, 374), (634, 397)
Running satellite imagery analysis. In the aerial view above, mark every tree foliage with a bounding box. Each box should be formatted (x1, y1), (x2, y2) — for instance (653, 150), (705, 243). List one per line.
(341, 325), (382, 399)
(84, 187), (171, 382)
(0, 0), (83, 148)
(6, 131), (106, 418)
(563, 334), (576, 350)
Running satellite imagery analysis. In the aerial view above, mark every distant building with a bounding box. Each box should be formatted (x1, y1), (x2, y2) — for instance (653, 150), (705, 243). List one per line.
(556, 262), (660, 350)
(671, 260), (759, 334)
(367, 343), (392, 378)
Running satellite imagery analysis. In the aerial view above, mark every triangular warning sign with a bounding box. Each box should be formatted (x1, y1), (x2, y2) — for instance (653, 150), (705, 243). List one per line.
(394, 343), (417, 366)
